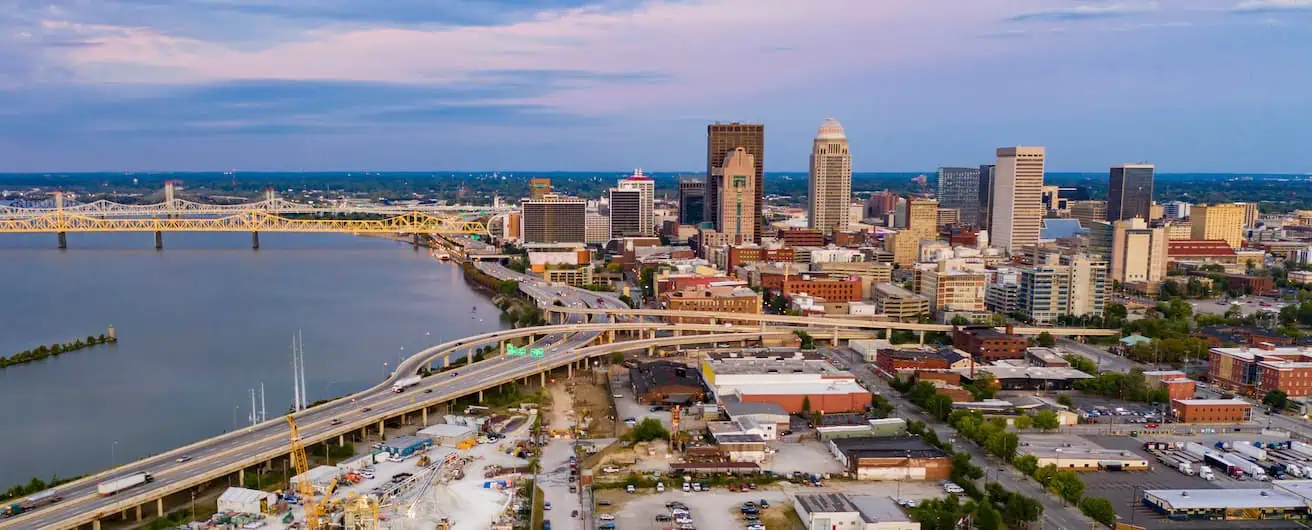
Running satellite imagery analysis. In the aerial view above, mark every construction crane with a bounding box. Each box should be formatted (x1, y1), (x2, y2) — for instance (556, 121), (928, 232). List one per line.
(287, 416), (339, 530)
(342, 493), (381, 530)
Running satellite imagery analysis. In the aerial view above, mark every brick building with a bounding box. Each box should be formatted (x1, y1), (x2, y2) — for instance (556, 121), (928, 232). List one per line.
(726, 245), (795, 270)
(782, 274), (862, 302)
(1171, 399), (1253, 423)
(1196, 325), (1293, 347)
(780, 228), (825, 247)
(875, 350), (949, 374)
(662, 285), (761, 323)
(1224, 274), (1275, 295)
(828, 436), (953, 481)
(952, 326), (1027, 362)
(1208, 346), (1312, 397)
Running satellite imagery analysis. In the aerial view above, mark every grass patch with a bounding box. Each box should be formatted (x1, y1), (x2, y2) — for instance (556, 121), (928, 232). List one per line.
(760, 505), (805, 530)
(531, 482), (545, 530)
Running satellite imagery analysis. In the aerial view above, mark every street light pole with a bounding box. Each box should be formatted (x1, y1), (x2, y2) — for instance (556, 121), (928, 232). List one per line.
(111, 440), (118, 469)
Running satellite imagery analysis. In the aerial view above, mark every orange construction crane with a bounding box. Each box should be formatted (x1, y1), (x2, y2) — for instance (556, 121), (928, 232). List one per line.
(288, 416), (338, 530)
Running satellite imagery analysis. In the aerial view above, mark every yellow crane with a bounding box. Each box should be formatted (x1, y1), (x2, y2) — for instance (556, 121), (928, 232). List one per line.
(287, 416), (338, 530)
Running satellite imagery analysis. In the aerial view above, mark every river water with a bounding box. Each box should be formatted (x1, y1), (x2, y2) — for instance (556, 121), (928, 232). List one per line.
(0, 232), (507, 488)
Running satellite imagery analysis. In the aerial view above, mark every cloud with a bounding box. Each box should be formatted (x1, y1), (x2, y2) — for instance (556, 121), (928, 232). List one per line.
(1009, 2), (1160, 21)
(1231, 0), (1312, 12)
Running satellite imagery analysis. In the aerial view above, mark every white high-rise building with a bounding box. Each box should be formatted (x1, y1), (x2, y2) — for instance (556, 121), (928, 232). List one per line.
(617, 169), (654, 236)
(808, 118), (852, 234)
(989, 146), (1045, 253)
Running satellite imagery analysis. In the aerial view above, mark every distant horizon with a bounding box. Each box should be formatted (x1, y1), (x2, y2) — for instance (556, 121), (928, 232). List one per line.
(0, 170), (1308, 178)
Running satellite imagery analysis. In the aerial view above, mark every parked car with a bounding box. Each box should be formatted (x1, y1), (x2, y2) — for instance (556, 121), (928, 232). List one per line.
(598, 514), (615, 521)
(544, 502), (551, 511)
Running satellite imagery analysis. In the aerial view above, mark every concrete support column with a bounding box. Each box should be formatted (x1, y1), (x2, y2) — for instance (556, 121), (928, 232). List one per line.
(468, 347), (474, 365)
(648, 345), (655, 356)
(413, 234), (422, 246)
(93, 520), (101, 530)
(674, 329), (681, 337)
(568, 362), (573, 378)
(443, 354), (450, 368)
(121, 509), (128, 520)
(157, 498), (163, 517)
(339, 434), (345, 446)
(239, 468), (245, 485)
(136, 504), (143, 521)
(479, 389), (484, 402)
(57, 231), (67, 249)
(422, 407), (428, 426)
(252, 231), (260, 250)
(154, 230), (163, 250)
(500, 340), (506, 355)
(540, 371), (546, 386)
(378, 420), (385, 438)
(918, 330), (925, 345)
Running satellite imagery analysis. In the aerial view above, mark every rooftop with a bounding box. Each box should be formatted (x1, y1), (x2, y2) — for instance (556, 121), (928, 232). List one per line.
(1167, 239), (1236, 257)
(417, 424), (476, 437)
(873, 283), (916, 298)
(1144, 488), (1306, 510)
(721, 396), (789, 418)
(830, 435), (948, 459)
(732, 379), (867, 396)
(849, 495), (913, 524)
(632, 361), (704, 395)
(955, 365), (1094, 381)
(955, 326), (1020, 339)
(703, 356), (838, 375)
(1171, 398), (1253, 407)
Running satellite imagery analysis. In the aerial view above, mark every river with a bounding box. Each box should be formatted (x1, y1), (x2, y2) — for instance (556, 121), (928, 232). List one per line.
(0, 232), (508, 489)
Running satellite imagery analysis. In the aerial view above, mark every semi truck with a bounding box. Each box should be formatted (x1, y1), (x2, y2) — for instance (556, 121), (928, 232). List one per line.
(97, 472), (154, 496)
(1232, 441), (1269, 461)
(392, 375), (423, 393)
(1, 491), (62, 518)
(1203, 453), (1244, 480)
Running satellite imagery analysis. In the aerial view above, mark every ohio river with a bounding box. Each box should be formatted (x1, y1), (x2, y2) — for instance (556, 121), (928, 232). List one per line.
(0, 232), (507, 489)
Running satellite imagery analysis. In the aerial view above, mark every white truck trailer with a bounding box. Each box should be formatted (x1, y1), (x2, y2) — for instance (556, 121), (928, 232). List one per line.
(97, 472), (153, 496)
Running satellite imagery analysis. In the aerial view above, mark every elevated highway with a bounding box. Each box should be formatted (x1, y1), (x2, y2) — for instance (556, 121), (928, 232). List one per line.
(544, 306), (1120, 337)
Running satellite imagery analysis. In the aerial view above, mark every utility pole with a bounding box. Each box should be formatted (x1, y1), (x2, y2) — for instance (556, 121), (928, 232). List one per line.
(260, 382), (266, 422)
(298, 329), (308, 409)
(291, 335), (301, 412)
(250, 388), (257, 426)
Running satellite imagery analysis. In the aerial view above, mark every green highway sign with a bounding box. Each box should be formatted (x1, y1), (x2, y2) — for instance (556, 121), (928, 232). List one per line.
(529, 347), (545, 358)
(507, 345), (526, 357)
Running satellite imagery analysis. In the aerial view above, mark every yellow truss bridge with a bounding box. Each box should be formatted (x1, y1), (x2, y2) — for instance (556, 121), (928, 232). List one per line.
(0, 210), (487, 235)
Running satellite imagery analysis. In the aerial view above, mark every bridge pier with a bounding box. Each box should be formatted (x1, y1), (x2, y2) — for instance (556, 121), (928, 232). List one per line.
(93, 519), (101, 530)
(57, 231), (67, 249)
(136, 503), (143, 521)
(252, 231), (260, 250)
(918, 330), (925, 345)
(479, 389), (484, 402)
(378, 420), (385, 438)
(422, 407), (428, 426)
(568, 362), (573, 379)
(540, 371), (545, 386)
(157, 498), (163, 518)
(413, 234), (422, 247)
(443, 354), (450, 368)
(239, 468), (244, 485)
(154, 230), (163, 250)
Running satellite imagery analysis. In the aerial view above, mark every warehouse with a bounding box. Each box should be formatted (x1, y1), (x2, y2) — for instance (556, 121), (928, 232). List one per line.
(289, 466), (339, 495)
(828, 436), (952, 481)
(1142, 482), (1312, 521)
(1018, 435), (1149, 471)
(631, 360), (706, 404)
(1171, 398), (1253, 423)
(703, 354), (872, 414)
(794, 493), (916, 530)
(419, 423), (478, 447)
(217, 487), (275, 515)
(953, 365), (1093, 391)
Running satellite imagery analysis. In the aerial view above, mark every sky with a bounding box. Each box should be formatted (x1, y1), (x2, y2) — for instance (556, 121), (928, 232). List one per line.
(0, 0), (1310, 173)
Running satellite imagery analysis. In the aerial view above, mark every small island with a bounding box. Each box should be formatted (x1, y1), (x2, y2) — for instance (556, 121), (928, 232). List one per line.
(0, 333), (118, 369)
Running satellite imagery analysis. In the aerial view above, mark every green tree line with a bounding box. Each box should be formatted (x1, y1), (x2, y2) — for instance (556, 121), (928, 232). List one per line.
(0, 334), (116, 368)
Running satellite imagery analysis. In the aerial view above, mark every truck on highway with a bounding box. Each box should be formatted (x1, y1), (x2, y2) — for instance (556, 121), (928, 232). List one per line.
(392, 375), (423, 393)
(1, 491), (63, 518)
(97, 472), (153, 496)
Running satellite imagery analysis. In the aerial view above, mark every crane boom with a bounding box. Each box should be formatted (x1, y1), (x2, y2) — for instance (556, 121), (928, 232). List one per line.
(287, 416), (325, 530)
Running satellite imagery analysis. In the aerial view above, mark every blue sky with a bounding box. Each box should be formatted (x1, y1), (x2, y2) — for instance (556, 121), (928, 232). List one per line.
(1, 0), (1310, 173)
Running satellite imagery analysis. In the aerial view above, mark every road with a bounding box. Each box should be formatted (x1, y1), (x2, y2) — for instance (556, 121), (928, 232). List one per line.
(1, 264), (623, 530)
(825, 347), (1098, 530)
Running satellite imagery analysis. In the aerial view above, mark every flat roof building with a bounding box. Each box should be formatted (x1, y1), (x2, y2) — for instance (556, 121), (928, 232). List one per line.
(828, 436), (952, 481)
(795, 493), (916, 530)
(1171, 398), (1253, 423)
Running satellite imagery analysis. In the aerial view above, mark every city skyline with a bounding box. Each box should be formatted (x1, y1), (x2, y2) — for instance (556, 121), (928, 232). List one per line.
(1, 0), (1310, 172)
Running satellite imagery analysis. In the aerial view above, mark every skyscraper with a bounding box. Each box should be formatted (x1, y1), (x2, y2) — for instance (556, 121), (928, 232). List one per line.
(906, 197), (939, 242)
(978, 164), (995, 228)
(677, 179), (706, 226)
(716, 147), (757, 244)
(529, 178), (552, 201)
(1107, 164), (1155, 221)
(706, 123), (764, 241)
(936, 167), (980, 227)
(1191, 203), (1245, 248)
(617, 169), (654, 235)
(608, 187), (642, 238)
(521, 194), (586, 244)
(989, 147), (1045, 253)
(808, 117), (852, 234)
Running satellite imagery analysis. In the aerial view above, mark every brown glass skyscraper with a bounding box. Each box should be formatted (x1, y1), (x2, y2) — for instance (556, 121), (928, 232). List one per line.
(705, 122), (764, 242)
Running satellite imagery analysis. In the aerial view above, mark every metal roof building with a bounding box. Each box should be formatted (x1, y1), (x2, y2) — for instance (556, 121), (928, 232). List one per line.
(1143, 480), (1312, 521)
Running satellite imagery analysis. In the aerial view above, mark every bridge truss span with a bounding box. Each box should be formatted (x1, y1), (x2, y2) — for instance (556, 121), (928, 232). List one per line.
(0, 210), (487, 234)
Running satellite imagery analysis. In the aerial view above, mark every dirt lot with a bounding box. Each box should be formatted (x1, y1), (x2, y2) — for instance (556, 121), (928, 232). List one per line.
(765, 440), (845, 475)
(568, 370), (617, 438)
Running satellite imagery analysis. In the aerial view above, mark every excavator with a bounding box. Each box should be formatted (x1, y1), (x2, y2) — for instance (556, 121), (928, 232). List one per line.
(288, 416), (339, 530)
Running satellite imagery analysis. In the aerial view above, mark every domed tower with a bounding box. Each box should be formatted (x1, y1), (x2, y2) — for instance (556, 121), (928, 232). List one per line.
(809, 117), (852, 234)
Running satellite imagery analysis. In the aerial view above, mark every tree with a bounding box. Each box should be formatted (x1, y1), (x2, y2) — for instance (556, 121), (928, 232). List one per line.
(1050, 470), (1085, 504)
(628, 418), (669, 442)
(1036, 332), (1056, 347)
(1033, 464), (1057, 487)
(926, 393), (954, 422)
(1013, 415), (1033, 430)
(498, 280), (520, 297)
(639, 267), (656, 298)
(985, 431), (1019, 462)
(795, 331), (816, 350)
(950, 315), (970, 326)
(1002, 494), (1044, 524)
(1033, 410), (1060, 430)
(970, 372), (998, 400)
(1014, 454), (1039, 476)
(1079, 497), (1117, 525)
(1264, 389), (1289, 410)
(1056, 394), (1074, 408)
(1063, 354), (1098, 375)
(974, 503), (1004, 530)
(609, 352), (625, 365)
(801, 395), (812, 413)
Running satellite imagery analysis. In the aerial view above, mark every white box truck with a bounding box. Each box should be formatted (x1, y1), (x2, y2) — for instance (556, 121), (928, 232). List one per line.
(392, 376), (422, 393)
(97, 472), (153, 496)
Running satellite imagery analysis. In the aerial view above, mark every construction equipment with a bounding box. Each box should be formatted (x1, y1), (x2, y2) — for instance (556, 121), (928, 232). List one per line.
(287, 416), (339, 530)
(342, 493), (381, 530)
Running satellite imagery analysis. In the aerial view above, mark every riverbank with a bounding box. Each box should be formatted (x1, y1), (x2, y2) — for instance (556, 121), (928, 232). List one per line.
(0, 333), (117, 369)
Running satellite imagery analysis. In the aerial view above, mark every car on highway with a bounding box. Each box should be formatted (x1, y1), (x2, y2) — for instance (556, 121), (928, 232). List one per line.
(360, 407), (372, 413)
(175, 455), (192, 463)
(451, 372), (459, 377)
(424, 389), (432, 393)
(330, 418), (343, 425)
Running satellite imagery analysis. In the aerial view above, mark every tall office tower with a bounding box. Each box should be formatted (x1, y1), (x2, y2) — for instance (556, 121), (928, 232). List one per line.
(936, 167), (980, 227)
(608, 187), (642, 238)
(1019, 254), (1107, 324)
(808, 118), (852, 234)
(1105, 218), (1168, 285)
(1107, 163), (1155, 221)
(989, 147), (1045, 253)
(677, 179), (706, 226)
(716, 147), (757, 244)
(1191, 203), (1245, 248)
(1236, 202), (1260, 229)
(906, 197), (940, 242)
(585, 213), (610, 245)
(1162, 201), (1191, 220)
(529, 177), (552, 201)
(1070, 201), (1108, 227)
(617, 169), (654, 235)
(521, 194), (586, 244)
(706, 122), (765, 241)
(978, 164), (996, 228)
(868, 190), (898, 218)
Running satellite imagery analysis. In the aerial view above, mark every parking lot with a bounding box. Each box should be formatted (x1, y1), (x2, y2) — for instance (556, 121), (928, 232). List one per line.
(1069, 395), (1170, 425)
(764, 440), (845, 476)
(594, 481), (942, 530)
